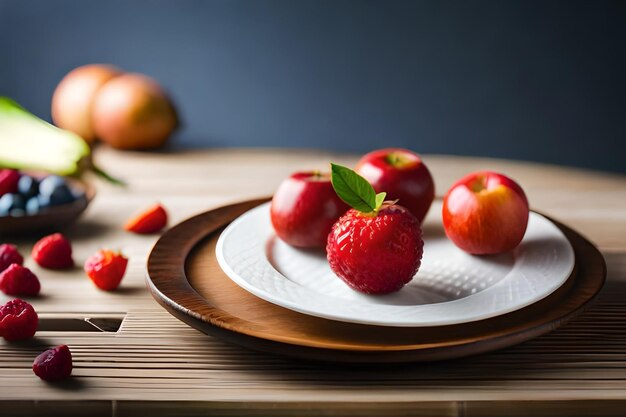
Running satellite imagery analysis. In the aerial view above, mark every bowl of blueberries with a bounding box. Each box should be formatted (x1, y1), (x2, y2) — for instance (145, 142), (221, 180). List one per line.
(0, 169), (95, 235)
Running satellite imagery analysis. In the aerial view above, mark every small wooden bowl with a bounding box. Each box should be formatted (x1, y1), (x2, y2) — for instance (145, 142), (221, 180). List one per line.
(0, 176), (95, 236)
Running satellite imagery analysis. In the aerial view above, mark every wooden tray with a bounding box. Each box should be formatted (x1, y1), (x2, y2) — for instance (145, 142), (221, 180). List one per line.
(146, 198), (606, 363)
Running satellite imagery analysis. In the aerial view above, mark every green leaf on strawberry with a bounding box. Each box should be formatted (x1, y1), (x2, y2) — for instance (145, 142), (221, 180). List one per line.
(330, 163), (386, 214)
(375, 191), (387, 209)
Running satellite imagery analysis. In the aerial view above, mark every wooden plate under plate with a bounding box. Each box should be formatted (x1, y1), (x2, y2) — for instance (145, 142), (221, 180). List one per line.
(146, 198), (606, 363)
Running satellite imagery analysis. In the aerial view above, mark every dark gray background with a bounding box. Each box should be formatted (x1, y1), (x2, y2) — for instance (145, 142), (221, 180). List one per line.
(1, 0), (624, 172)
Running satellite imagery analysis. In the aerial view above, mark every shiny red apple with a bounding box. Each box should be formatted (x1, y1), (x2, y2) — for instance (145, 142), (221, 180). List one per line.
(355, 148), (435, 223)
(442, 171), (529, 255)
(270, 171), (349, 248)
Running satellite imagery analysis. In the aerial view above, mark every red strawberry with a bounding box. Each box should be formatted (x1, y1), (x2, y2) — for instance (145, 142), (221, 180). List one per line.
(327, 204), (423, 294)
(0, 298), (39, 341)
(0, 243), (24, 273)
(0, 169), (20, 197)
(124, 203), (168, 234)
(33, 344), (73, 381)
(326, 163), (424, 294)
(84, 249), (128, 291)
(32, 233), (74, 269)
(0, 264), (41, 296)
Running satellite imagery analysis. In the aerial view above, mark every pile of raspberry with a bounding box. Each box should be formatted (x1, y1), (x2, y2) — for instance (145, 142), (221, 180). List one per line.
(0, 241), (74, 381)
(0, 202), (167, 382)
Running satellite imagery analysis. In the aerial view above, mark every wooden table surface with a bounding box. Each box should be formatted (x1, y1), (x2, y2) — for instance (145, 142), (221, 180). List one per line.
(1, 148), (625, 416)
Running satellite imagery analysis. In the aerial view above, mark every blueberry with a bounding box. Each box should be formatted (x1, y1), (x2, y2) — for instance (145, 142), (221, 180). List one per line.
(38, 175), (75, 206)
(26, 197), (40, 215)
(72, 189), (86, 201)
(38, 176), (67, 197)
(9, 208), (25, 217)
(37, 194), (52, 209)
(0, 193), (25, 216)
(17, 175), (39, 199)
(49, 185), (74, 206)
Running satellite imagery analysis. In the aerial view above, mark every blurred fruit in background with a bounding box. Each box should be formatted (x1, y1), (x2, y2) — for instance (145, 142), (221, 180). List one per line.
(0, 169), (19, 196)
(51, 64), (122, 143)
(93, 73), (178, 150)
(51, 65), (178, 150)
(0, 98), (91, 176)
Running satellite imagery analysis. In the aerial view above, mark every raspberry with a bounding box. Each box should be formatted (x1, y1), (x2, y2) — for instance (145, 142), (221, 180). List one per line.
(33, 345), (73, 381)
(32, 233), (74, 269)
(0, 243), (24, 273)
(326, 204), (423, 294)
(84, 249), (128, 291)
(0, 299), (38, 341)
(0, 264), (41, 296)
(124, 203), (168, 234)
(0, 169), (20, 197)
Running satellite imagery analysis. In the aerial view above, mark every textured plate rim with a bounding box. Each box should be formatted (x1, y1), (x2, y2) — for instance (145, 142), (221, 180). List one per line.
(215, 202), (575, 327)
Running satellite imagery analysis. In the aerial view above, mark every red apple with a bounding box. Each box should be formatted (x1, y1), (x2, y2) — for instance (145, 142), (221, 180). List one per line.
(355, 148), (435, 223)
(442, 171), (529, 255)
(270, 172), (349, 248)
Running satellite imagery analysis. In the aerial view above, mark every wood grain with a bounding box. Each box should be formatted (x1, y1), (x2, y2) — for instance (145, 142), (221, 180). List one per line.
(0, 147), (625, 415)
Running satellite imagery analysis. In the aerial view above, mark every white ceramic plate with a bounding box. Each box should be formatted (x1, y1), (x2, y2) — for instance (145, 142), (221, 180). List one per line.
(216, 201), (575, 327)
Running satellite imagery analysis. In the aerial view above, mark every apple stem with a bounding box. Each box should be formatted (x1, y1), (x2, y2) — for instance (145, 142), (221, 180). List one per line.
(470, 176), (488, 193)
(386, 153), (401, 166)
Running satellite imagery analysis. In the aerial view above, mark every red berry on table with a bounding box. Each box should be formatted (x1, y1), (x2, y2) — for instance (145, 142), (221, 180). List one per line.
(0, 169), (20, 197)
(356, 148), (435, 223)
(270, 171), (349, 248)
(0, 264), (40, 296)
(32, 233), (74, 269)
(84, 249), (128, 291)
(442, 171), (529, 255)
(0, 299), (38, 341)
(124, 203), (168, 234)
(326, 164), (424, 294)
(0, 243), (24, 273)
(33, 345), (73, 381)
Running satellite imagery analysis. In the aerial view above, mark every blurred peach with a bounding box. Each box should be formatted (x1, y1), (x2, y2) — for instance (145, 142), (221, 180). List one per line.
(51, 64), (122, 143)
(92, 73), (178, 150)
